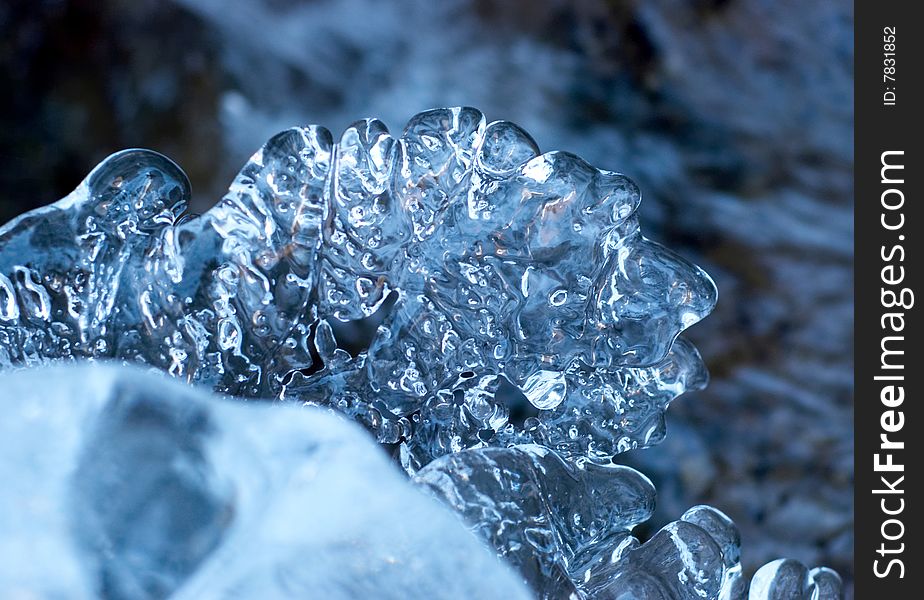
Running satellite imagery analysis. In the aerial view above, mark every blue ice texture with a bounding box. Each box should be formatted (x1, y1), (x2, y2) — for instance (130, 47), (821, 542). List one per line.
(0, 108), (841, 599)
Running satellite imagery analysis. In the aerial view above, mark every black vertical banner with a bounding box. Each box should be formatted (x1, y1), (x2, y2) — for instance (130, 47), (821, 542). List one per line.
(855, 1), (922, 597)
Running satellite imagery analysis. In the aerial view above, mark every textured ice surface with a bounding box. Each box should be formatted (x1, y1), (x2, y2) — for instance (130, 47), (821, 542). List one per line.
(0, 107), (716, 467)
(415, 444), (657, 598)
(415, 446), (739, 599)
(0, 363), (532, 600)
(3, 0), (854, 583)
(747, 560), (844, 600)
(0, 108), (843, 599)
(415, 445), (842, 599)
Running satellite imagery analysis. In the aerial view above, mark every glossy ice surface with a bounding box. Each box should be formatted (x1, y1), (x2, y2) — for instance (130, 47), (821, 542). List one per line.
(0, 107), (715, 467)
(0, 108), (842, 598)
(415, 446), (841, 599)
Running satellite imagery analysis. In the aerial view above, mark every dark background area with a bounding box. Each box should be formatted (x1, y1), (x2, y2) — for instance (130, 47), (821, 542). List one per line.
(0, 0), (853, 592)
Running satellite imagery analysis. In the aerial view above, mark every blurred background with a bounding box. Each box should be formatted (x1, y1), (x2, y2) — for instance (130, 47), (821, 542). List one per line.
(0, 0), (853, 592)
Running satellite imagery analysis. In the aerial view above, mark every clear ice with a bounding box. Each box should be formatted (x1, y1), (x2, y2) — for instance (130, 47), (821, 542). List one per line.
(0, 106), (715, 460)
(0, 107), (842, 598)
(414, 447), (841, 599)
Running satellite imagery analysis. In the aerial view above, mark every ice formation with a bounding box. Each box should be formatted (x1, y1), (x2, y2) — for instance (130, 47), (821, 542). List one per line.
(0, 106), (715, 462)
(0, 107), (842, 598)
(414, 446), (841, 600)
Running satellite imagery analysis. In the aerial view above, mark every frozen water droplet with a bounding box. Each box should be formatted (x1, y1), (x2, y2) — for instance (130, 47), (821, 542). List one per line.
(477, 120), (540, 177)
(520, 369), (567, 410)
(748, 559), (812, 600)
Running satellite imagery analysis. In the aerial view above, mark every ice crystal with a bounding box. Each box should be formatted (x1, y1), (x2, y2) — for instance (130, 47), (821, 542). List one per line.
(0, 107), (842, 599)
(415, 446), (842, 599)
(0, 107), (715, 467)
